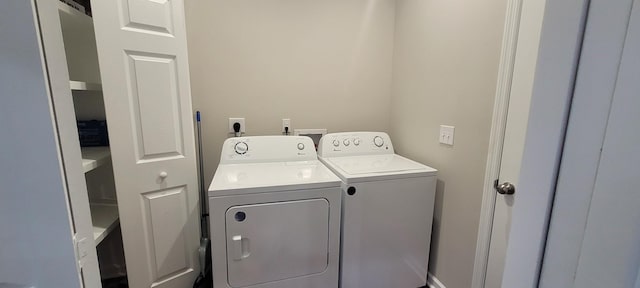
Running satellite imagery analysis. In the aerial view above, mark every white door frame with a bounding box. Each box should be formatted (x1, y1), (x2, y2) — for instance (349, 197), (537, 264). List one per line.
(473, 0), (590, 286)
(471, 0), (524, 284)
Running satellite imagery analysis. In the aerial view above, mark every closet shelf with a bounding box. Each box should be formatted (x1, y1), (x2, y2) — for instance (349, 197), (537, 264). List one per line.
(81, 147), (111, 173)
(69, 81), (102, 92)
(58, 1), (90, 20)
(90, 203), (119, 245)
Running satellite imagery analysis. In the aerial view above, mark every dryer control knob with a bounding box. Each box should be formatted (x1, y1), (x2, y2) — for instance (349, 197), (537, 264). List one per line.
(333, 139), (340, 147)
(373, 136), (384, 147)
(297, 143), (305, 150)
(343, 139), (350, 146)
(234, 142), (248, 154)
(353, 138), (361, 146)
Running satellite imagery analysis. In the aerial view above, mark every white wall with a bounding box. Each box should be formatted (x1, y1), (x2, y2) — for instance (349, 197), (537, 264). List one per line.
(0, 1), (80, 287)
(185, 0), (396, 181)
(390, 1), (507, 287)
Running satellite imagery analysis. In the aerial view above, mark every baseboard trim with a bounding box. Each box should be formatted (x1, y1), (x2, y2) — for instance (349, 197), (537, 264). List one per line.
(427, 272), (446, 288)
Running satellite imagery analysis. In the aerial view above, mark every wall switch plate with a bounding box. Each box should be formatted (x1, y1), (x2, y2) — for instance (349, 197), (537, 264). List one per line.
(229, 118), (246, 134)
(282, 118), (291, 134)
(439, 125), (455, 145)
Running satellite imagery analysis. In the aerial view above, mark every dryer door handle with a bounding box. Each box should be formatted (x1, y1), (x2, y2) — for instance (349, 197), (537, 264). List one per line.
(232, 235), (251, 260)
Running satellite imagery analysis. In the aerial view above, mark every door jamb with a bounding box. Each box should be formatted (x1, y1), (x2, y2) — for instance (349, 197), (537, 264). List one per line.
(471, 0), (524, 286)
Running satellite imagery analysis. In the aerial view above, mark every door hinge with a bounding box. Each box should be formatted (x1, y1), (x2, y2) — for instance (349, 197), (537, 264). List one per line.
(74, 234), (89, 268)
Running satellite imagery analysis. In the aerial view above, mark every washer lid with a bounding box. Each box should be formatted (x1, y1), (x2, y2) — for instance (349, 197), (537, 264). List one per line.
(209, 160), (341, 196)
(323, 154), (437, 182)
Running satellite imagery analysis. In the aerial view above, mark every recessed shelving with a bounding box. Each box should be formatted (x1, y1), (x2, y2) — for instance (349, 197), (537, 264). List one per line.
(90, 203), (119, 245)
(81, 146), (110, 173)
(70, 80), (102, 91)
(58, 1), (89, 19)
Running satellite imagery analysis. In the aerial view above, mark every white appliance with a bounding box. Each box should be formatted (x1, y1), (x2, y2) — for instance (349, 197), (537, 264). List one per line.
(209, 136), (342, 288)
(318, 132), (438, 288)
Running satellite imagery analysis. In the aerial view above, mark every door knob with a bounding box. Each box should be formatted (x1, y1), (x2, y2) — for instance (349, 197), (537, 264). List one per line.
(496, 181), (515, 195)
(159, 171), (168, 179)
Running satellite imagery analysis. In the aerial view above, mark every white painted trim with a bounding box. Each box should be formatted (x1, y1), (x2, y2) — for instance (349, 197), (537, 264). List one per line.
(427, 272), (447, 288)
(471, 0), (524, 286)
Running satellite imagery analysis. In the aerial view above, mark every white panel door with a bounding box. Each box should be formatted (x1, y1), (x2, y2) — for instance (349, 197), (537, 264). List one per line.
(484, 0), (547, 286)
(91, 1), (200, 287)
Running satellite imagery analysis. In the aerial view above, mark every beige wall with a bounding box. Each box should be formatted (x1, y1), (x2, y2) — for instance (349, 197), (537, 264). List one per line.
(185, 0), (396, 181)
(186, 0), (508, 286)
(390, 0), (507, 287)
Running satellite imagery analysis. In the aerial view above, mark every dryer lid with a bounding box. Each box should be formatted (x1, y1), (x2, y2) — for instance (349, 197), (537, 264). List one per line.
(209, 160), (341, 196)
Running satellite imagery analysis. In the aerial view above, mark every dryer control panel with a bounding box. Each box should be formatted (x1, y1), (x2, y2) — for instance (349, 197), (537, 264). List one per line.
(220, 136), (318, 164)
(318, 132), (394, 158)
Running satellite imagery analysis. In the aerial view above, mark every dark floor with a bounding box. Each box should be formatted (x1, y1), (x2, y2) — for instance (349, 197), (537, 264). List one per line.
(101, 276), (128, 288)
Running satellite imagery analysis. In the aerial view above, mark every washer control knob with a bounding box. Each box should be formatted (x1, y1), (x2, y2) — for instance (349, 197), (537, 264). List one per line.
(297, 143), (305, 150)
(353, 138), (361, 146)
(234, 142), (248, 154)
(343, 139), (350, 146)
(373, 136), (384, 147)
(333, 139), (340, 147)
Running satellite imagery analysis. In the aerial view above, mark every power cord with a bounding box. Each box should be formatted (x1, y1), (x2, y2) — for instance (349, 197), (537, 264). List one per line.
(233, 122), (241, 137)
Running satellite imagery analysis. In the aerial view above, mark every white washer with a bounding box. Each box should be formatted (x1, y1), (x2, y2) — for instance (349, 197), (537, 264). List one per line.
(318, 132), (438, 288)
(209, 136), (341, 288)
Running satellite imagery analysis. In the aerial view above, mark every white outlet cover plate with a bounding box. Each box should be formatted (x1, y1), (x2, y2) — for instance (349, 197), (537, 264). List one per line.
(282, 118), (291, 132)
(229, 118), (246, 133)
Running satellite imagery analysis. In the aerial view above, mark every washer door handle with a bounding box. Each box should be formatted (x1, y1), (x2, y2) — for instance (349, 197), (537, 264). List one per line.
(232, 235), (250, 260)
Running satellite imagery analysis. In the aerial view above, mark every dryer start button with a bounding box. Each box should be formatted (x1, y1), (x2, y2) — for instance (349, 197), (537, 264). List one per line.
(234, 142), (249, 154)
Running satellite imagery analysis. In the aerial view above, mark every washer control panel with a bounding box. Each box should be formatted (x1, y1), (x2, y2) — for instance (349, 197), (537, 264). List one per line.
(317, 132), (394, 157)
(220, 136), (317, 164)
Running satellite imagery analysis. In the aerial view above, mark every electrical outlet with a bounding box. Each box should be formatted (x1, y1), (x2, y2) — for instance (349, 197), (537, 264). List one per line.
(228, 118), (246, 134)
(439, 125), (455, 145)
(282, 118), (291, 134)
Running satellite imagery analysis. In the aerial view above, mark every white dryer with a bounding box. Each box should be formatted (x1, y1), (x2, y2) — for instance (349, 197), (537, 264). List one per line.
(209, 136), (341, 288)
(318, 132), (438, 288)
